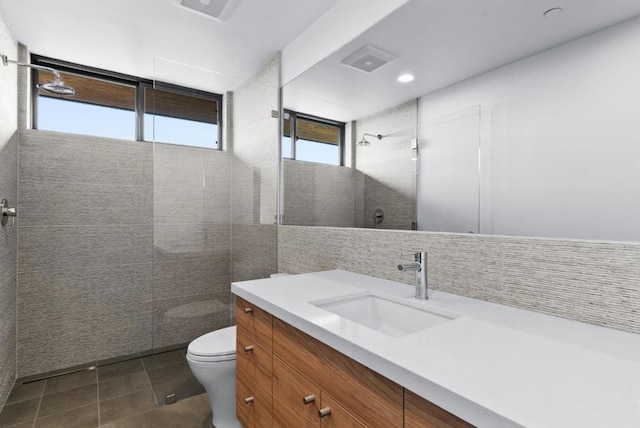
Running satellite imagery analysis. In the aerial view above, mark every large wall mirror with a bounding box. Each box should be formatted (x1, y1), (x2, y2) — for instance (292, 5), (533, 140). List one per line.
(280, 0), (640, 242)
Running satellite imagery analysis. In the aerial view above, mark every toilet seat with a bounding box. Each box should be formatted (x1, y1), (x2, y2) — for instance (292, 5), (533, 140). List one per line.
(187, 326), (236, 362)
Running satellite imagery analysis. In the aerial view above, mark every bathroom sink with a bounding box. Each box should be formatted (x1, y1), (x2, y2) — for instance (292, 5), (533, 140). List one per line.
(312, 293), (457, 337)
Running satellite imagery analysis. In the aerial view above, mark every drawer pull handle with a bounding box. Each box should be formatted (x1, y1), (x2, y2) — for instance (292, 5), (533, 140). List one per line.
(244, 345), (254, 352)
(244, 307), (253, 314)
(318, 407), (331, 417)
(244, 396), (254, 404)
(302, 395), (315, 405)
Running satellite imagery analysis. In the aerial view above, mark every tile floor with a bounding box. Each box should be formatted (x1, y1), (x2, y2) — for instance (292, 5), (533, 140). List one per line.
(0, 350), (213, 428)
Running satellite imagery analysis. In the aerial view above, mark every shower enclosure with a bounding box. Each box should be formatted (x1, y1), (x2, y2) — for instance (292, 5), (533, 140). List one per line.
(15, 57), (234, 396)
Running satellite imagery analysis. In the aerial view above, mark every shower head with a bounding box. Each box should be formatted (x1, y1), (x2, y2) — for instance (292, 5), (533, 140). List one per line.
(357, 133), (383, 146)
(38, 75), (75, 96)
(1, 53), (75, 97)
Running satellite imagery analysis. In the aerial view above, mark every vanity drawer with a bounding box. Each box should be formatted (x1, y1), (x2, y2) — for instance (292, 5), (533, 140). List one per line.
(237, 376), (272, 428)
(237, 326), (273, 413)
(236, 296), (273, 350)
(272, 317), (403, 428)
(272, 356), (321, 427)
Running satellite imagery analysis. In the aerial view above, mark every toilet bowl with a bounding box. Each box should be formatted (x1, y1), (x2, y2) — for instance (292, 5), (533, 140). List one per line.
(187, 326), (240, 428)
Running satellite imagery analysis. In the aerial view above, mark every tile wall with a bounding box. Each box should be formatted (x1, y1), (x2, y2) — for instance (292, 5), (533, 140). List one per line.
(231, 54), (279, 282)
(17, 130), (233, 377)
(0, 7), (18, 411)
(278, 226), (640, 335)
(354, 100), (417, 230)
(282, 159), (355, 227)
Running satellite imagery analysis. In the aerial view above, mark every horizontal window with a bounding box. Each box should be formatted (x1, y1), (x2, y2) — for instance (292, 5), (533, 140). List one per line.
(283, 111), (344, 166)
(31, 55), (222, 149)
(37, 71), (136, 140)
(144, 86), (219, 149)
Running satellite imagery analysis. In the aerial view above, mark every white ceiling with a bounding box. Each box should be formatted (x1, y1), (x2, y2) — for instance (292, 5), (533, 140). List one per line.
(0, 0), (340, 93)
(284, 0), (640, 122)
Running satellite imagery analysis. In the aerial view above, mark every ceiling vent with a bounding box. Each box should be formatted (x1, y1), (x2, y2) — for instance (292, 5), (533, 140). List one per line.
(178, 0), (241, 21)
(341, 45), (395, 73)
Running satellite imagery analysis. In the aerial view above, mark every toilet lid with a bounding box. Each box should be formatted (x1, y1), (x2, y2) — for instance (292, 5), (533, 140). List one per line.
(188, 326), (236, 357)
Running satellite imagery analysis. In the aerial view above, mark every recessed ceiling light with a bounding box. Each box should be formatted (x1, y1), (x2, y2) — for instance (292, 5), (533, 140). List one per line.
(398, 74), (414, 83)
(543, 7), (563, 19)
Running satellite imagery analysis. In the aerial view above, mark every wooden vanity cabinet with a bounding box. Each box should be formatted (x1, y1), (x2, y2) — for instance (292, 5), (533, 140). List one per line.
(235, 296), (474, 428)
(272, 318), (403, 428)
(236, 297), (273, 428)
(273, 356), (366, 428)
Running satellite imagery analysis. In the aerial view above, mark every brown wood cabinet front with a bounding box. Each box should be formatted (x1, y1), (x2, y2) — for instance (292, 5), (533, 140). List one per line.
(405, 390), (474, 428)
(236, 297), (273, 428)
(234, 295), (475, 428)
(273, 356), (321, 427)
(236, 296), (273, 351)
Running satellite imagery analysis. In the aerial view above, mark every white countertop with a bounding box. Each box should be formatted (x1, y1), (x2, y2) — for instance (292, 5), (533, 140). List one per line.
(231, 270), (640, 428)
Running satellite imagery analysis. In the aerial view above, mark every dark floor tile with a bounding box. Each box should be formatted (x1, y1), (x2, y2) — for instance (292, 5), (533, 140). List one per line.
(152, 375), (205, 407)
(6, 380), (45, 405)
(0, 397), (39, 427)
(99, 389), (157, 425)
(98, 411), (155, 428)
(34, 403), (98, 428)
(98, 359), (144, 382)
(99, 371), (151, 401)
(155, 393), (211, 428)
(141, 350), (184, 371)
(2, 422), (33, 428)
(43, 370), (97, 396)
(146, 362), (192, 389)
(38, 384), (97, 417)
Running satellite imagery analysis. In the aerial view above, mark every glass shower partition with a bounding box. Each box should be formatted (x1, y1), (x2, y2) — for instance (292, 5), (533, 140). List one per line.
(148, 58), (233, 403)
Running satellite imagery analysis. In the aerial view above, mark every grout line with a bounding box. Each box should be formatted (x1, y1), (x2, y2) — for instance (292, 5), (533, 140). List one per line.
(140, 358), (159, 408)
(96, 369), (100, 427)
(30, 378), (45, 428)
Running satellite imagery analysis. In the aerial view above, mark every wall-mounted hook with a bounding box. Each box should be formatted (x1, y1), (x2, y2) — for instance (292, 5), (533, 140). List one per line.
(1, 199), (17, 227)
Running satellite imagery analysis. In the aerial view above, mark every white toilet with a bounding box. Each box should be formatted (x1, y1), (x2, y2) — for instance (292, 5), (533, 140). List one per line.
(186, 326), (241, 428)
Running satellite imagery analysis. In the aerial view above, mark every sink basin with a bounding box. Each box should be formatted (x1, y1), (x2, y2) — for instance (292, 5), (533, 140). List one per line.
(312, 293), (457, 337)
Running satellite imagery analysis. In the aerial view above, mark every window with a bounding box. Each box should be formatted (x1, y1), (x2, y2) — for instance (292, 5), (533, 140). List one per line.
(144, 85), (220, 149)
(31, 55), (222, 149)
(283, 110), (344, 166)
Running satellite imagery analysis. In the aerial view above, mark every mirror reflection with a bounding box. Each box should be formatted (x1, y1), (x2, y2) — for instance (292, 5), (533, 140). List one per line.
(281, 0), (640, 241)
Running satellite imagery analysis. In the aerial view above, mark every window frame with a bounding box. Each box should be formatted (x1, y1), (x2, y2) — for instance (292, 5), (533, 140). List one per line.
(30, 55), (223, 149)
(284, 109), (345, 166)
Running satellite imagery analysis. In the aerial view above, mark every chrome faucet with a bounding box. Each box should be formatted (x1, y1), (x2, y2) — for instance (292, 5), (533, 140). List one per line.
(398, 251), (428, 300)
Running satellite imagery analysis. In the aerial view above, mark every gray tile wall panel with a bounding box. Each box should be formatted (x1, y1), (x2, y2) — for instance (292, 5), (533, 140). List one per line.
(18, 302), (152, 377)
(18, 263), (153, 315)
(1, 10), (18, 411)
(0, 132), (17, 411)
(153, 142), (233, 350)
(278, 226), (640, 335)
(0, 276), (17, 409)
(153, 223), (231, 262)
(232, 224), (277, 282)
(151, 293), (232, 349)
(19, 181), (152, 227)
(19, 130), (152, 186)
(231, 55), (279, 282)
(282, 160), (355, 227)
(0, 134), (17, 286)
(18, 224), (153, 273)
(153, 255), (230, 300)
(354, 100), (417, 230)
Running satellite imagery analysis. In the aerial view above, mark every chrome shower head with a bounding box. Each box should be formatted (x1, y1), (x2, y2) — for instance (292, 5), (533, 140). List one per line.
(357, 133), (383, 146)
(1, 53), (75, 97)
(38, 75), (75, 96)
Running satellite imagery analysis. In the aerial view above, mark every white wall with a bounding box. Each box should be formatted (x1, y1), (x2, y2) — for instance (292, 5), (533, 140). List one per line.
(419, 15), (640, 242)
